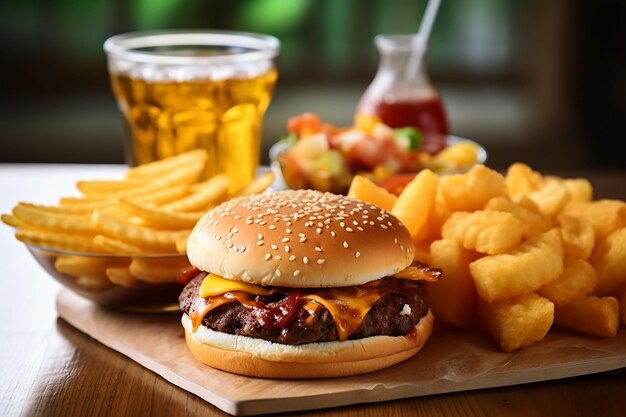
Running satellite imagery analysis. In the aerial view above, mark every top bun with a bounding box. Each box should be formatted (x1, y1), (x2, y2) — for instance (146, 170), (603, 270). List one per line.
(187, 189), (414, 288)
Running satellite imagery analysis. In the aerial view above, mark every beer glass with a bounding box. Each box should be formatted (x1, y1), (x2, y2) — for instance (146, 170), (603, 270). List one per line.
(104, 30), (279, 191)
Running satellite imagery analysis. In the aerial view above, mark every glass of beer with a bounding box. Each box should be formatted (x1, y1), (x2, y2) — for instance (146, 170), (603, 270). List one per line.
(104, 30), (279, 191)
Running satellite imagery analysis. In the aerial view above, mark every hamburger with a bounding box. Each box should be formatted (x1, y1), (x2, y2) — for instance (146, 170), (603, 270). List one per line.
(178, 189), (439, 378)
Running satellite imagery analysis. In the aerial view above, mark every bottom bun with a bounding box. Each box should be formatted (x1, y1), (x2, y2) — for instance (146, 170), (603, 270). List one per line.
(181, 310), (433, 379)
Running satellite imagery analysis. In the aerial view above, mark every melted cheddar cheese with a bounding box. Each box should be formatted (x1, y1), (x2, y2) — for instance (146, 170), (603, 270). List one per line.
(190, 265), (436, 341)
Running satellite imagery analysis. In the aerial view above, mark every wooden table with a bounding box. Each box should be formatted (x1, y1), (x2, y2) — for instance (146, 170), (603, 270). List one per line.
(1, 164), (625, 417)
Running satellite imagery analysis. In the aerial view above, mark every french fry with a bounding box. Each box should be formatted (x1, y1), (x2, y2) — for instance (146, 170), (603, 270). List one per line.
(527, 180), (571, 218)
(470, 229), (563, 302)
(76, 177), (150, 195)
(440, 165), (507, 212)
(442, 210), (523, 255)
(478, 292), (554, 352)
(54, 255), (128, 279)
(589, 227), (626, 296)
(93, 235), (169, 256)
(505, 162), (542, 199)
(560, 199), (626, 240)
(175, 238), (188, 254)
(125, 149), (208, 179)
(484, 196), (552, 240)
(76, 276), (113, 290)
(426, 239), (481, 329)
(554, 296), (619, 337)
(91, 209), (191, 251)
(347, 175), (397, 212)
(15, 228), (106, 254)
(229, 171), (274, 198)
(392, 169), (439, 237)
(130, 184), (191, 206)
(161, 174), (230, 212)
(12, 204), (96, 235)
(617, 285), (626, 325)
(105, 267), (138, 288)
(537, 259), (597, 307)
(562, 178), (593, 202)
(129, 257), (191, 284)
(15, 202), (97, 215)
(412, 201), (451, 244)
(118, 198), (203, 230)
(558, 216), (595, 261)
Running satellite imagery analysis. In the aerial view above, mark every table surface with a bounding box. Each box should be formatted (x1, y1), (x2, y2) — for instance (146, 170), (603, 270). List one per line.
(1, 163), (625, 417)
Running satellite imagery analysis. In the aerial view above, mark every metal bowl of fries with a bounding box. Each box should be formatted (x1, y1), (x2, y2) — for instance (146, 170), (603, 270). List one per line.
(25, 244), (190, 311)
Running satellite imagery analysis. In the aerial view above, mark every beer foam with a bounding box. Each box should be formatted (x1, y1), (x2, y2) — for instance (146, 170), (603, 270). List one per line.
(109, 59), (274, 82)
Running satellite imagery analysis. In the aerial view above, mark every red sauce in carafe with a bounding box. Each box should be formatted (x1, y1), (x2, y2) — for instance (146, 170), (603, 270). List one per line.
(358, 95), (449, 135)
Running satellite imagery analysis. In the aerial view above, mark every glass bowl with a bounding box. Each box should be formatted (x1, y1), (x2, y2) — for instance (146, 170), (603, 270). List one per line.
(269, 134), (488, 194)
(25, 243), (191, 312)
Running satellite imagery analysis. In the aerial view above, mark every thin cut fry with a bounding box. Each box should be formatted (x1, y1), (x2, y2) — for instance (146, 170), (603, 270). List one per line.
(13, 204), (96, 235)
(129, 257), (191, 284)
(15, 228), (107, 254)
(161, 174), (230, 212)
(92, 209), (191, 251)
(125, 149), (208, 179)
(93, 235), (169, 256)
(77, 178), (150, 195)
(132, 184), (191, 206)
(105, 267), (138, 288)
(119, 198), (203, 229)
(228, 171), (274, 199)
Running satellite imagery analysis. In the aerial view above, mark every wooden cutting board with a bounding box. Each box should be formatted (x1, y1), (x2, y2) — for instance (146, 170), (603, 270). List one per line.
(56, 289), (626, 416)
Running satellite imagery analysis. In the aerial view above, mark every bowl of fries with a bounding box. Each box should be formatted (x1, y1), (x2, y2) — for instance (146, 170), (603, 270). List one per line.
(24, 245), (190, 311)
(2, 150), (275, 311)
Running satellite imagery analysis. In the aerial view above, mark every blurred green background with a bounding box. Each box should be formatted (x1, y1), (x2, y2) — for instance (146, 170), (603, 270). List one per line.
(1, 0), (624, 170)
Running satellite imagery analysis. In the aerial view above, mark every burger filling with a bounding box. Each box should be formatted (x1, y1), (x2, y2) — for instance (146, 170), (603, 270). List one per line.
(178, 263), (438, 345)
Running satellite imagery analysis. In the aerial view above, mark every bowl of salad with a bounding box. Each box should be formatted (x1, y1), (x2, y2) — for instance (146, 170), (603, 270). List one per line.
(270, 113), (487, 195)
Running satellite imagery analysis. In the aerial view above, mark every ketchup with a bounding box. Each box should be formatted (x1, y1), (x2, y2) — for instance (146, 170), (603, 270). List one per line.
(358, 95), (449, 135)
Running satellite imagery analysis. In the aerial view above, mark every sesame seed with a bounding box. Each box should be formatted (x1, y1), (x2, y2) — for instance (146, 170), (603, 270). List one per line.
(299, 233), (305, 237)
(264, 253), (271, 261)
(271, 244), (278, 250)
(369, 221), (375, 226)
(286, 228), (292, 234)
(355, 251), (361, 258)
(317, 259), (326, 265)
(357, 226), (364, 231)
(226, 241), (233, 248)
(282, 237), (290, 243)
(353, 220), (359, 226)
(285, 246), (291, 253)
(233, 246), (239, 252)
(215, 234), (221, 241)
(303, 256), (309, 264)
(316, 228), (322, 234)
(394, 238), (399, 244)
(294, 270), (301, 277)
(269, 224), (276, 230)
(330, 231), (336, 237)
(239, 245), (246, 252)
(340, 222), (345, 228)
(274, 255), (281, 260)
(256, 241), (264, 246)
(232, 227), (238, 233)
(343, 241), (349, 248)
(381, 224), (388, 229)
(289, 255), (296, 261)
(258, 233), (264, 240)
(246, 219), (253, 224)
(276, 269), (281, 277)
(299, 237), (307, 243)
(346, 227), (353, 232)
(314, 246), (322, 252)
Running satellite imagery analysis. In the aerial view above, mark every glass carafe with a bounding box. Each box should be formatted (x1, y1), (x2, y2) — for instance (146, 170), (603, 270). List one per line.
(357, 34), (449, 136)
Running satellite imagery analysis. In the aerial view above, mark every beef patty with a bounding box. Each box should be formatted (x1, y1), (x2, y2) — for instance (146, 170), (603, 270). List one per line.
(179, 273), (429, 345)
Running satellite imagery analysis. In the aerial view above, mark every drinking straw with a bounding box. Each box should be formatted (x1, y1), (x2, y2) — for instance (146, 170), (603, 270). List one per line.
(405, 0), (442, 79)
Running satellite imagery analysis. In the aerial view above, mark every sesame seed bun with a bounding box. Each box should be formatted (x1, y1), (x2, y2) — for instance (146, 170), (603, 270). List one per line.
(187, 189), (415, 287)
(181, 310), (433, 379)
